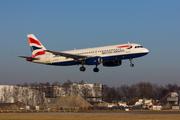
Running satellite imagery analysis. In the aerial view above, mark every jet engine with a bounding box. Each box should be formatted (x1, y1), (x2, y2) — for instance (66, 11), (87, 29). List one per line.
(103, 60), (122, 67)
(85, 57), (102, 65)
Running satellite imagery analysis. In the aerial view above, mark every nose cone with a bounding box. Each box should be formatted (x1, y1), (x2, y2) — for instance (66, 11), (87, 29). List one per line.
(143, 48), (149, 53)
(142, 48), (149, 55)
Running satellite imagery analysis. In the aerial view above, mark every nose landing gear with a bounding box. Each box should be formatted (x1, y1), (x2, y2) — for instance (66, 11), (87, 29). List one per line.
(130, 58), (134, 67)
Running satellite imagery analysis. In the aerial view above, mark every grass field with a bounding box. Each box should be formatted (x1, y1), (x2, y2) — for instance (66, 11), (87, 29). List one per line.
(0, 113), (180, 120)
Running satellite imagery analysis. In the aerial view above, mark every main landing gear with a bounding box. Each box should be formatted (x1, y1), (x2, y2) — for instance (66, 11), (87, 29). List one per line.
(130, 58), (134, 67)
(79, 65), (99, 72)
(80, 61), (86, 72)
(93, 65), (99, 72)
(80, 66), (86, 72)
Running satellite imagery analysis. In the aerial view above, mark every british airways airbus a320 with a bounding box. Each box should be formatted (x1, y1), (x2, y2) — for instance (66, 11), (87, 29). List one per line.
(19, 34), (149, 72)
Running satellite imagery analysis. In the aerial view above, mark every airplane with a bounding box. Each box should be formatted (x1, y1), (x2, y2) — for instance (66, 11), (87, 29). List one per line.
(19, 34), (149, 72)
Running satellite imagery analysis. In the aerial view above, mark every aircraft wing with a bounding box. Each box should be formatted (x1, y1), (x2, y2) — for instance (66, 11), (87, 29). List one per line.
(45, 50), (91, 60)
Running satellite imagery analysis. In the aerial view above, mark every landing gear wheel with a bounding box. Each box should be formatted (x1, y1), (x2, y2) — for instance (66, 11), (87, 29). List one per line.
(130, 64), (134, 67)
(80, 66), (86, 72)
(129, 58), (134, 67)
(93, 67), (99, 72)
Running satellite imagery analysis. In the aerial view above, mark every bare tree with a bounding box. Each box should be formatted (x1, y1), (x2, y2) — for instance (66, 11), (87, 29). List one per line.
(106, 87), (119, 103)
(29, 83), (36, 105)
(72, 83), (80, 96)
(118, 85), (129, 101)
(12, 86), (20, 102)
(93, 84), (102, 102)
(52, 81), (62, 97)
(21, 83), (31, 105)
(128, 84), (138, 100)
(80, 84), (92, 101)
(102, 84), (110, 102)
(136, 82), (153, 99)
(2, 86), (12, 103)
(152, 83), (160, 100)
(62, 80), (72, 96)
(165, 83), (179, 93)
(0, 96), (3, 103)
(79, 80), (85, 84)
(38, 83), (46, 104)
(53, 81), (61, 86)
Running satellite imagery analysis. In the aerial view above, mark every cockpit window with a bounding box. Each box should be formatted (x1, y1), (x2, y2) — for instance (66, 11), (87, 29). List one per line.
(135, 46), (143, 48)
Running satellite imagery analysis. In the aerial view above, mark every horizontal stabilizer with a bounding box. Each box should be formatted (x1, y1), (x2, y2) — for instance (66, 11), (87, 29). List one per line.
(18, 56), (39, 60)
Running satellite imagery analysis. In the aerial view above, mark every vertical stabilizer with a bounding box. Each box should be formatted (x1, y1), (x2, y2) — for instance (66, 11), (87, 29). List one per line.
(27, 34), (46, 57)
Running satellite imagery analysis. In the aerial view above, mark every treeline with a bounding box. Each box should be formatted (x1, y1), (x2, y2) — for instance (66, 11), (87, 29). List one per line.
(18, 80), (180, 105)
(0, 80), (102, 105)
(0, 80), (179, 105)
(102, 82), (180, 105)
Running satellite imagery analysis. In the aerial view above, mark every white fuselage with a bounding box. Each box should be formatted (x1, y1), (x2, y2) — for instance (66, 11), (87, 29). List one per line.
(20, 34), (149, 72)
(33, 43), (149, 66)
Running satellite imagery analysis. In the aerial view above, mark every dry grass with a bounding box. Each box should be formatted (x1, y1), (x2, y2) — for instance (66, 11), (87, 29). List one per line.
(0, 113), (180, 120)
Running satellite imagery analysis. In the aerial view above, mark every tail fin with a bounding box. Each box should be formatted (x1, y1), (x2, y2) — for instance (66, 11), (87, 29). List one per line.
(27, 34), (46, 57)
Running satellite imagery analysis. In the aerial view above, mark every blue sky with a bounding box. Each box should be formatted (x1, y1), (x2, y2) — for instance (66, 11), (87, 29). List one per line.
(0, 0), (180, 87)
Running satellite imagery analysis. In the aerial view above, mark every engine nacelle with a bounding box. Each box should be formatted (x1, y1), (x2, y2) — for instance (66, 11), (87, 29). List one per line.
(85, 57), (102, 65)
(103, 60), (122, 67)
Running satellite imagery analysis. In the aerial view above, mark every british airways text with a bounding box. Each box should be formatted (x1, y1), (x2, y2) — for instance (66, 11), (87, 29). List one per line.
(102, 49), (125, 54)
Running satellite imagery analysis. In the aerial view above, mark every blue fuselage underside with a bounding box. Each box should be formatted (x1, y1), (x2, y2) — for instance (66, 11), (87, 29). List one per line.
(48, 52), (148, 66)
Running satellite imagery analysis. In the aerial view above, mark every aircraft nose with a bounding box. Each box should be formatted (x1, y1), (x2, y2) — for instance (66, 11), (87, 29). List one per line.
(143, 48), (149, 53)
